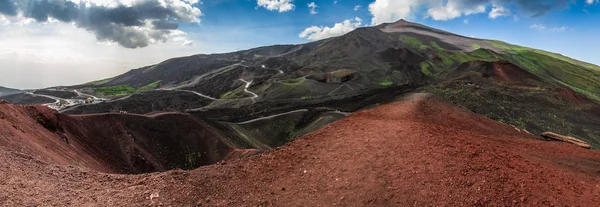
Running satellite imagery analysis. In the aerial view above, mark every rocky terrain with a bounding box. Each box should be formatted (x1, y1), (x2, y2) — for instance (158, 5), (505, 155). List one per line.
(16, 19), (592, 149)
(0, 94), (598, 206)
(0, 19), (599, 206)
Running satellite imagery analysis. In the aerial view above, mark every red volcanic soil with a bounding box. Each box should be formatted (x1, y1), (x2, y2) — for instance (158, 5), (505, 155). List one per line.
(0, 102), (238, 174)
(1, 94), (600, 206)
(491, 61), (542, 86)
(0, 103), (108, 170)
(453, 60), (544, 88)
(556, 88), (590, 104)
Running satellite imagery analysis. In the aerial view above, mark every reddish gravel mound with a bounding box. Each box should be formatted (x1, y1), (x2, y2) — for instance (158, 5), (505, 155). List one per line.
(491, 60), (542, 86)
(0, 103), (103, 169)
(453, 60), (543, 87)
(1, 94), (599, 206)
(0, 104), (239, 174)
(556, 88), (590, 103)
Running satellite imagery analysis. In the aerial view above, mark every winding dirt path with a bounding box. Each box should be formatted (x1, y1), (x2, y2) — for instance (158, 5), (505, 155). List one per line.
(1, 94), (599, 206)
(238, 79), (259, 99)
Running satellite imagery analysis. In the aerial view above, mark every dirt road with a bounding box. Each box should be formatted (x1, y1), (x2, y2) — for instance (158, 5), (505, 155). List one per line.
(1, 94), (599, 206)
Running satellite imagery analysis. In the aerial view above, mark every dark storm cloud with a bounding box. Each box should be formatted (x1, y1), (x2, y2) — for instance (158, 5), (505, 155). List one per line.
(0, 0), (17, 16)
(510, 0), (570, 17)
(2, 0), (200, 48)
(152, 20), (179, 30)
(28, 0), (79, 22)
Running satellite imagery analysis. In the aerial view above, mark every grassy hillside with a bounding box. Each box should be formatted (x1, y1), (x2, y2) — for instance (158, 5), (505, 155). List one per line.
(395, 34), (600, 103)
(93, 81), (161, 97)
(486, 40), (600, 102)
(70, 20), (600, 148)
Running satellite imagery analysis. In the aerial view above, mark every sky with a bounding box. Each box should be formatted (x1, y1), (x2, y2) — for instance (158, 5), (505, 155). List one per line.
(0, 0), (599, 89)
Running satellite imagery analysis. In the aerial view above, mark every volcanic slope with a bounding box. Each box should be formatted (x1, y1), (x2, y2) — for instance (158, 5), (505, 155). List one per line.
(65, 19), (600, 148)
(1, 94), (599, 206)
(0, 100), (353, 174)
(0, 86), (21, 97)
(428, 60), (600, 148)
(0, 102), (242, 174)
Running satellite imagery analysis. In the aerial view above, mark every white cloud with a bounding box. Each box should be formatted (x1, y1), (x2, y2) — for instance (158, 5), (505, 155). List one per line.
(426, 1), (486, 21)
(463, 19), (469, 24)
(530, 24), (546, 31)
(368, 0), (488, 23)
(171, 30), (194, 46)
(308, 2), (318, 15)
(368, 0), (417, 25)
(367, 0), (574, 24)
(354, 5), (361, 11)
(299, 17), (363, 41)
(530, 24), (570, 32)
(0, 15), (33, 26)
(257, 0), (295, 12)
(586, 0), (599, 4)
(0, 23), (199, 89)
(489, 6), (510, 19)
(552, 26), (568, 32)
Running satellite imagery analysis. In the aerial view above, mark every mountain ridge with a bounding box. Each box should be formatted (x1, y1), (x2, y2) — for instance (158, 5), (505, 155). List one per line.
(3, 19), (600, 150)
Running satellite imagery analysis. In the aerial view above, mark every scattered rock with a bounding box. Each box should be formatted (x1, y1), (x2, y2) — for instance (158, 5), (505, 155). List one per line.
(541, 132), (591, 149)
(0, 100), (8, 104)
(150, 193), (159, 200)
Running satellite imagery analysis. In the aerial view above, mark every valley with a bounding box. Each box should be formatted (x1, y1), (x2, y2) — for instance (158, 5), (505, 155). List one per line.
(0, 19), (599, 206)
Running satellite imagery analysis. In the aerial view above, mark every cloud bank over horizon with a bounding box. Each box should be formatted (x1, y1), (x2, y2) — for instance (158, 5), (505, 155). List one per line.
(0, 0), (201, 48)
(367, 0), (585, 25)
(297, 0), (591, 42)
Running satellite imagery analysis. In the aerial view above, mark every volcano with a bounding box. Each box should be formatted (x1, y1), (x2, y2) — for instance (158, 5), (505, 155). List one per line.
(1, 19), (599, 206)
(1, 94), (599, 206)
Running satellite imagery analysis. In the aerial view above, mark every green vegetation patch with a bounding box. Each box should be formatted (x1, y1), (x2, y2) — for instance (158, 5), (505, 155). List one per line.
(94, 81), (162, 97)
(379, 77), (393, 86)
(470, 49), (499, 61)
(93, 85), (136, 96)
(493, 47), (600, 102)
(420, 62), (434, 77)
(137, 81), (161, 93)
(220, 87), (250, 99)
(280, 77), (306, 85)
(430, 41), (444, 50)
(400, 35), (425, 49)
(271, 119), (300, 142)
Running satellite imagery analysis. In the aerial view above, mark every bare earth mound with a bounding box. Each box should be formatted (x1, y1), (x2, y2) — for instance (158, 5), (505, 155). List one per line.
(1, 94), (599, 206)
(0, 102), (238, 174)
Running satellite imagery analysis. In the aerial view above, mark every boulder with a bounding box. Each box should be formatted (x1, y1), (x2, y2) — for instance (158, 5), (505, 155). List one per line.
(326, 69), (358, 84)
(541, 132), (591, 149)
